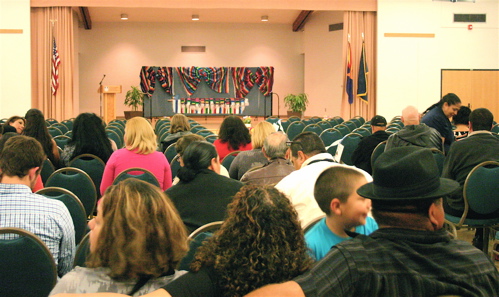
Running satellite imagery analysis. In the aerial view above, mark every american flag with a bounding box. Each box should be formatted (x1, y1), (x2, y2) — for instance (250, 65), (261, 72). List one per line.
(51, 37), (60, 95)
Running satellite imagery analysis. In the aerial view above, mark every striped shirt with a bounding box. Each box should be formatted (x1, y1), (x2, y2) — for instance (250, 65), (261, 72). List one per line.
(0, 183), (75, 276)
(295, 228), (499, 297)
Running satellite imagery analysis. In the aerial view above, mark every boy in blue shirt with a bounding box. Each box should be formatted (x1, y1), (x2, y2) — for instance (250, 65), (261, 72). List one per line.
(305, 166), (378, 260)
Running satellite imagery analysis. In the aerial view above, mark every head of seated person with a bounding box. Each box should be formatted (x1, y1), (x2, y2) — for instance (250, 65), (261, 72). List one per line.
(314, 167), (370, 237)
(189, 184), (313, 296)
(218, 115), (251, 150)
(69, 112), (114, 162)
(175, 134), (205, 166)
(169, 114), (191, 134)
(177, 141), (221, 182)
(250, 121), (275, 150)
(288, 132), (327, 170)
(124, 117), (157, 155)
(4, 115), (25, 134)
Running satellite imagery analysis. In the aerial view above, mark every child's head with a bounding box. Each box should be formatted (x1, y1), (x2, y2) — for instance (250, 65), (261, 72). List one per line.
(314, 166), (369, 228)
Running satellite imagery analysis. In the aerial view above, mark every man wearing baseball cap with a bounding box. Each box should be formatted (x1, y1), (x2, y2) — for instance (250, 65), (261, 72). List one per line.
(351, 115), (389, 174)
(246, 146), (499, 297)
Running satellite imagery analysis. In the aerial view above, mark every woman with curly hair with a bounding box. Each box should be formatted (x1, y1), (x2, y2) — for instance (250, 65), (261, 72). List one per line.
(161, 114), (192, 151)
(213, 115), (252, 160)
(50, 178), (188, 296)
(23, 108), (60, 168)
(61, 113), (116, 166)
(100, 117), (172, 193)
(53, 185), (312, 297)
(2, 115), (25, 134)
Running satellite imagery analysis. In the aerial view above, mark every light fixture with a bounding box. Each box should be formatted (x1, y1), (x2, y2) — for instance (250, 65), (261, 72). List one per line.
(261, 15), (269, 22)
(120, 14), (128, 20)
(192, 14), (200, 21)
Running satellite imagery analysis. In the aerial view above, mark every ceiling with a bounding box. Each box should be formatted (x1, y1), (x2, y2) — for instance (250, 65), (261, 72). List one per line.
(87, 7), (304, 24)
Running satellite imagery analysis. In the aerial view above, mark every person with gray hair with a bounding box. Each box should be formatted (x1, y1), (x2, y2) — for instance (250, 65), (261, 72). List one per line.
(240, 132), (295, 185)
(385, 105), (443, 151)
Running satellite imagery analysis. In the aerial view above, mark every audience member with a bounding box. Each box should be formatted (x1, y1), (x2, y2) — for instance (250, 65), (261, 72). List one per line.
(385, 105), (443, 151)
(275, 132), (371, 227)
(0, 135), (74, 276)
(161, 114), (192, 152)
(50, 179), (188, 296)
(442, 107), (499, 249)
(240, 132), (294, 185)
(246, 147), (499, 297)
(453, 105), (471, 141)
(61, 113), (116, 166)
(54, 185), (313, 297)
(306, 166), (378, 261)
(23, 108), (61, 167)
(166, 141), (243, 233)
(229, 121), (275, 180)
(351, 115), (389, 174)
(100, 117), (172, 193)
(213, 115), (252, 160)
(3, 115), (25, 134)
(1, 124), (17, 134)
(421, 93), (462, 153)
(0, 132), (44, 192)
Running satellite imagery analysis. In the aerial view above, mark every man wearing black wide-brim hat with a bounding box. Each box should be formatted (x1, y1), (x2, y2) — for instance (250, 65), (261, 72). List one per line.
(246, 146), (499, 297)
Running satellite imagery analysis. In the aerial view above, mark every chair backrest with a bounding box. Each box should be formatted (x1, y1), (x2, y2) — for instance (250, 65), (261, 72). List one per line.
(106, 129), (123, 149)
(51, 123), (69, 134)
(191, 125), (207, 133)
(371, 141), (387, 169)
(157, 124), (171, 138)
(73, 232), (90, 268)
(302, 119), (314, 126)
(280, 120), (291, 132)
(46, 167), (97, 217)
(69, 154), (106, 197)
(319, 128), (343, 147)
(334, 124), (351, 137)
(36, 187), (87, 245)
(53, 135), (71, 150)
(265, 117), (280, 124)
(155, 119), (170, 133)
(464, 161), (499, 215)
(286, 121), (306, 141)
(302, 123), (323, 136)
(113, 167), (161, 188)
(170, 154), (182, 181)
(491, 125), (499, 134)
(316, 120), (332, 131)
(339, 133), (363, 165)
(60, 119), (73, 131)
(205, 134), (218, 144)
(106, 125), (124, 138)
(47, 126), (63, 138)
(353, 127), (371, 137)
(0, 227), (57, 297)
(221, 150), (241, 170)
(287, 116), (301, 122)
(40, 158), (56, 184)
(343, 121), (358, 131)
(178, 221), (224, 271)
(430, 148), (445, 175)
(195, 129), (215, 138)
(164, 143), (178, 163)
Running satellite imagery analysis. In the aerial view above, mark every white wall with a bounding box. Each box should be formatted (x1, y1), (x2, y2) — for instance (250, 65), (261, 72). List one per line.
(377, 0), (499, 120)
(303, 11), (345, 118)
(78, 22), (304, 118)
(0, 0), (31, 118)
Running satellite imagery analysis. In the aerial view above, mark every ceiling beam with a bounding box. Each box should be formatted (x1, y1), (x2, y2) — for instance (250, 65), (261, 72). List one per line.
(292, 10), (313, 32)
(79, 7), (92, 30)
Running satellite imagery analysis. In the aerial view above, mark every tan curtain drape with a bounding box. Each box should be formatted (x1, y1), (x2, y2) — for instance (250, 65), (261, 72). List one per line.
(341, 11), (376, 121)
(31, 7), (74, 121)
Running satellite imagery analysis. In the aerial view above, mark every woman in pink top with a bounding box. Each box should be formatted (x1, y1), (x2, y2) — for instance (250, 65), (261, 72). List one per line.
(100, 117), (172, 193)
(213, 116), (252, 160)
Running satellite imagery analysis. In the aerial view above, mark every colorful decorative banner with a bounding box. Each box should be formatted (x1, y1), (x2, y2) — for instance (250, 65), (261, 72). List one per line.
(176, 67), (229, 96)
(139, 66), (156, 96)
(156, 67), (174, 94)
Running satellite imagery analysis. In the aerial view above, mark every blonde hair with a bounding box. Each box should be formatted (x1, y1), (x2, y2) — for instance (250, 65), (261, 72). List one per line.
(87, 179), (188, 280)
(169, 114), (190, 134)
(251, 121), (276, 149)
(124, 117), (157, 154)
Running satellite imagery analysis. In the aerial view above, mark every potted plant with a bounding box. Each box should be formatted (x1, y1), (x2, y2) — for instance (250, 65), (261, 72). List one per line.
(124, 86), (145, 119)
(284, 93), (309, 118)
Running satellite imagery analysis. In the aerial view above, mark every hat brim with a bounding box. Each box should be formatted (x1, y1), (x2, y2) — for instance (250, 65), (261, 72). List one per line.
(357, 177), (460, 200)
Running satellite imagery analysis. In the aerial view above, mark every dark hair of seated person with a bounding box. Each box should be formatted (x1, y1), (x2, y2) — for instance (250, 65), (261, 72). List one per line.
(176, 141), (217, 183)
(189, 185), (313, 297)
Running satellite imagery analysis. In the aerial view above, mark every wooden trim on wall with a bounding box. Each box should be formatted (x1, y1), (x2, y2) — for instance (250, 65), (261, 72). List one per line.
(293, 10), (313, 32)
(384, 33), (435, 38)
(0, 29), (23, 34)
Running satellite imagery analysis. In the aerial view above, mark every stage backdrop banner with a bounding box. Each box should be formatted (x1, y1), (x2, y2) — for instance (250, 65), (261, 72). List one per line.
(141, 66), (273, 117)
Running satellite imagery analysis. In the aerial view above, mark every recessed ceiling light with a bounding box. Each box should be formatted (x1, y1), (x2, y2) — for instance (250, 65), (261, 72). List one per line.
(120, 14), (128, 20)
(261, 15), (269, 22)
(192, 14), (200, 21)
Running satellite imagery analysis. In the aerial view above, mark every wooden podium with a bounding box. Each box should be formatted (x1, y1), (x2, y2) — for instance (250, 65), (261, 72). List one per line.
(98, 85), (122, 123)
